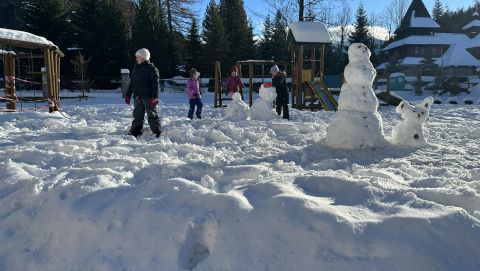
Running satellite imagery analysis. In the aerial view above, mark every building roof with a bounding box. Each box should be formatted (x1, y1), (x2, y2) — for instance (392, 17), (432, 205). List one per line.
(384, 33), (471, 50)
(395, 0), (440, 35)
(410, 11), (440, 28)
(287, 22), (331, 44)
(381, 33), (480, 68)
(462, 19), (480, 30)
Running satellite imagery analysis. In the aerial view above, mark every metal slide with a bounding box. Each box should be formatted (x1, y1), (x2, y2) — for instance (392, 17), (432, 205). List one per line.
(306, 80), (338, 111)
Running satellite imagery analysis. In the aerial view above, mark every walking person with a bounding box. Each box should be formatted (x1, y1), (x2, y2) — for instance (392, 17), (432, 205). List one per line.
(187, 68), (203, 119)
(271, 65), (289, 120)
(124, 48), (162, 137)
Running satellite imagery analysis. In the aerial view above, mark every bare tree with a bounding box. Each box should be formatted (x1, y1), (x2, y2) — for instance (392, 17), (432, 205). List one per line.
(336, 2), (352, 59)
(162, 0), (199, 33)
(380, 0), (408, 39)
(262, 0), (342, 25)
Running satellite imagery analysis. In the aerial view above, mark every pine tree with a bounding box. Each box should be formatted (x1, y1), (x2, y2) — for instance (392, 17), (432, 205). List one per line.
(132, 0), (173, 77)
(0, 0), (23, 29)
(220, 0), (255, 65)
(432, 0), (444, 21)
(271, 10), (288, 62)
(73, 0), (131, 77)
(202, 0), (229, 75)
(349, 3), (371, 49)
(20, 0), (70, 48)
(258, 15), (274, 60)
(185, 17), (202, 71)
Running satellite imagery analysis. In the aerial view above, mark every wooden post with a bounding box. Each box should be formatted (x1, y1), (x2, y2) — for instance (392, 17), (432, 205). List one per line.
(297, 45), (304, 109)
(4, 53), (16, 111)
(121, 69), (130, 98)
(44, 49), (54, 112)
(214, 61), (221, 108)
(41, 67), (48, 98)
(311, 45), (316, 82)
(249, 62), (253, 106)
(291, 50), (296, 108)
(54, 53), (60, 110)
(320, 44), (325, 81)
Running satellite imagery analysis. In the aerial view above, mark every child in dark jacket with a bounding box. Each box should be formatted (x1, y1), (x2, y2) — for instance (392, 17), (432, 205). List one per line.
(225, 66), (244, 99)
(187, 68), (203, 119)
(271, 65), (289, 120)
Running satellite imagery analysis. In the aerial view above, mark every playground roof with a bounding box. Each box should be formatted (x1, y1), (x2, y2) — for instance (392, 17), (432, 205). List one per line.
(0, 28), (64, 56)
(287, 22), (331, 47)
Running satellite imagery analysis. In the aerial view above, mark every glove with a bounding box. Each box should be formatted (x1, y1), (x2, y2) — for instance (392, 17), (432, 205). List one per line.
(125, 96), (131, 105)
(149, 98), (159, 107)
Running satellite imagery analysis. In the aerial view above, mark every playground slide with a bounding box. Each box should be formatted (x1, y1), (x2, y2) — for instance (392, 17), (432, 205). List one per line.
(306, 81), (338, 111)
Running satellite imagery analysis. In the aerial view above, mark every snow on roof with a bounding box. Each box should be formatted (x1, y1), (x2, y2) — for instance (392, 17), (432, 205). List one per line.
(0, 28), (54, 47)
(288, 22), (331, 44)
(463, 20), (480, 30)
(383, 33), (480, 67)
(410, 11), (440, 28)
(467, 34), (480, 49)
(384, 33), (470, 50)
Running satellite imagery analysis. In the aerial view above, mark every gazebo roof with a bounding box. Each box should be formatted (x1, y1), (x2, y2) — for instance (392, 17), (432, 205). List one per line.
(287, 22), (331, 48)
(0, 28), (64, 56)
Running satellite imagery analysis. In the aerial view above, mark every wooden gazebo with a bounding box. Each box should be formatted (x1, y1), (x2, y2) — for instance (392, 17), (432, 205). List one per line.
(287, 22), (337, 111)
(0, 28), (64, 112)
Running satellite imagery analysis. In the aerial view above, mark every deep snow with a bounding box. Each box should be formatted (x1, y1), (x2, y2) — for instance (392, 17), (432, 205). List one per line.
(0, 92), (480, 271)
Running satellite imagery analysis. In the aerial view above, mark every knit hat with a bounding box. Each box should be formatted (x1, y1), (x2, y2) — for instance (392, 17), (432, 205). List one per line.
(135, 48), (150, 61)
(270, 65), (280, 74)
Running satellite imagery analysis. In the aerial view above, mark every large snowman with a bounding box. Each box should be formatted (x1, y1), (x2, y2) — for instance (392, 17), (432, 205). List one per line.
(325, 43), (387, 149)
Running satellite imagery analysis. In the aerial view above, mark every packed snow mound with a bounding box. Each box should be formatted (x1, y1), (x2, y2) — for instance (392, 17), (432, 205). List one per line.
(225, 93), (249, 121)
(324, 111), (386, 149)
(391, 97), (434, 147)
(250, 84), (278, 121)
(326, 43), (385, 149)
(1, 92), (480, 270)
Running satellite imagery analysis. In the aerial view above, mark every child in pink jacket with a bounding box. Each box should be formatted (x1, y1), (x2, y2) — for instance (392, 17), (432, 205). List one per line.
(187, 68), (203, 119)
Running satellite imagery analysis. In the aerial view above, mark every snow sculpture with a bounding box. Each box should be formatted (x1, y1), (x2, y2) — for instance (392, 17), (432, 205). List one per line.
(325, 43), (386, 149)
(391, 97), (434, 147)
(225, 92), (249, 121)
(250, 83), (278, 121)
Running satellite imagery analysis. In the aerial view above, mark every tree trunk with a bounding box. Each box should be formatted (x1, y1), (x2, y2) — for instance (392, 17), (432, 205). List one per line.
(298, 0), (304, 21)
(165, 0), (173, 33)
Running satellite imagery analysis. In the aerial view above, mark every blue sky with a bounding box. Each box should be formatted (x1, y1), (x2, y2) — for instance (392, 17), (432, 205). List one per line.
(193, 0), (477, 34)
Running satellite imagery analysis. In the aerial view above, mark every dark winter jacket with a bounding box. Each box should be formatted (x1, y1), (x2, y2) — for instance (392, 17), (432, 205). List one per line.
(126, 61), (160, 99)
(272, 72), (288, 97)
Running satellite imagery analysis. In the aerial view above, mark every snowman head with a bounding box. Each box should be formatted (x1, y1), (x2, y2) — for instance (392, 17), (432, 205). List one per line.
(259, 84), (277, 102)
(348, 43), (371, 63)
(396, 97), (434, 124)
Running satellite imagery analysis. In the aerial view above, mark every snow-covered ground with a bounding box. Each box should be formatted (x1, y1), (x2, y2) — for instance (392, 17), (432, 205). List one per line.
(1, 92), (480, 271)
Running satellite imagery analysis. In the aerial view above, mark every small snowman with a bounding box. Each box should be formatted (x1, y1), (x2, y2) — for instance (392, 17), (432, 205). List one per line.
(391, 97), (434, 147)
(225, 92), (249, 121)
(325, 43), (387, 149)
(250, 83), (278, 121)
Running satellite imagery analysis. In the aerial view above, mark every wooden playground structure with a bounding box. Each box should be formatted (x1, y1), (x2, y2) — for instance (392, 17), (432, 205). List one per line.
(214, 60), (289, 108)
(0, 28), (64, 112)
(214, 21), (338, 111)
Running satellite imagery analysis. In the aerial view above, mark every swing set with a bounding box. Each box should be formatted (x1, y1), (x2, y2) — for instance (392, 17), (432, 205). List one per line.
(0, 28), (64, 113)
